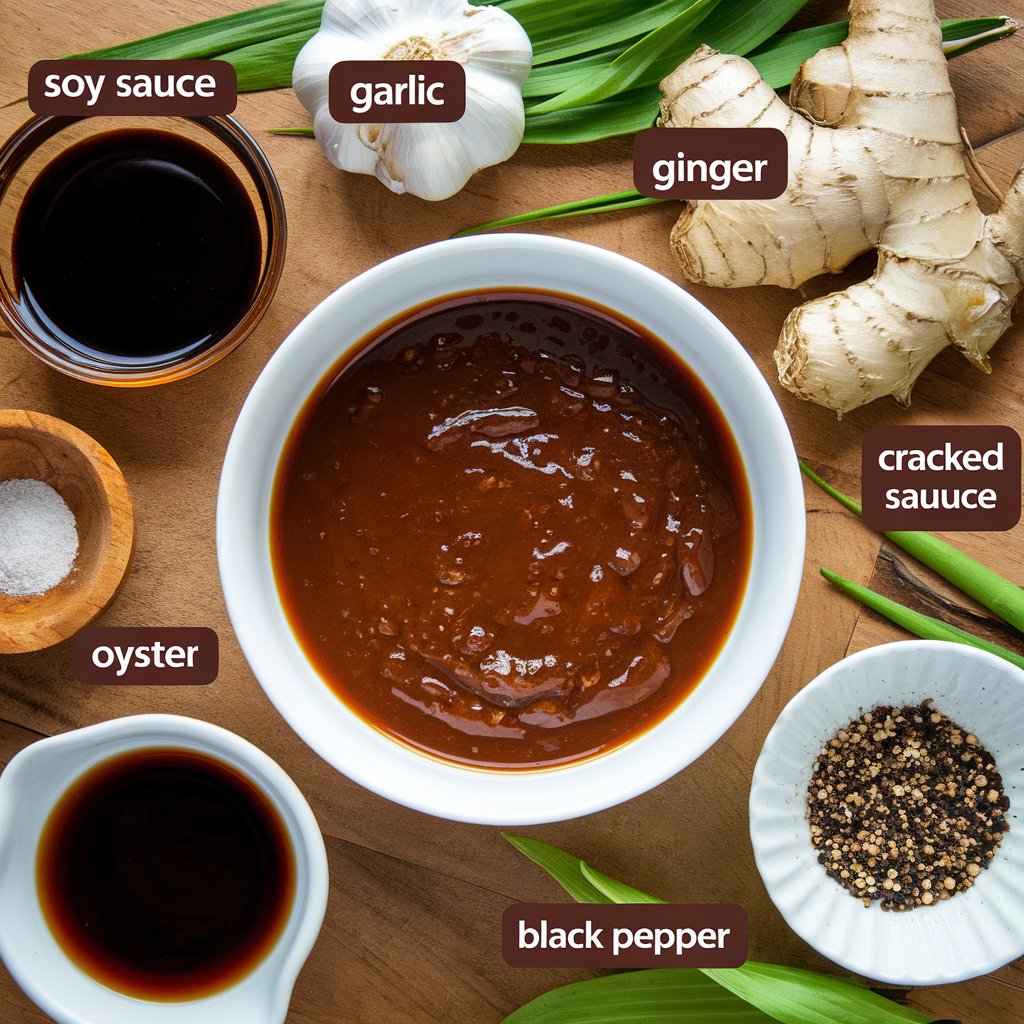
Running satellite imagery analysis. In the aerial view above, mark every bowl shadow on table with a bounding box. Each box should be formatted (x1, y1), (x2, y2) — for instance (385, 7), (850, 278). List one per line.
(20, 321), (284, 477)
(311, 132), (641, 257)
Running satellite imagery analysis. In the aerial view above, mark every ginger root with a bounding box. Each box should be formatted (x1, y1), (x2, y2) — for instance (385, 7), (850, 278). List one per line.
(659, 0), (1024, 416)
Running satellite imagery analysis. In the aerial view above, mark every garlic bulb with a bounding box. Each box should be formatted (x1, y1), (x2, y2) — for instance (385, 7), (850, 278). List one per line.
(293, 0), (533, 201)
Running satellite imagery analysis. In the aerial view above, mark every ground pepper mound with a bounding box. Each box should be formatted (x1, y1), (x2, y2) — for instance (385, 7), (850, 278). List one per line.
(807, 700), (1009, 911)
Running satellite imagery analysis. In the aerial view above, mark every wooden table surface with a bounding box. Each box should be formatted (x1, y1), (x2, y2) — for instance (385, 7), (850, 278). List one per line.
(2, 1), (1023, 1021)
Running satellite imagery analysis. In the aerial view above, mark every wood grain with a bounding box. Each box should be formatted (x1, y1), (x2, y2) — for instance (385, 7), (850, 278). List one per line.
(1, 0), (1024, 1022)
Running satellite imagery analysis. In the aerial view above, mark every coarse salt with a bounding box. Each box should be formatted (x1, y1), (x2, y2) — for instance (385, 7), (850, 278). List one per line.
(0, 479), (79, 597)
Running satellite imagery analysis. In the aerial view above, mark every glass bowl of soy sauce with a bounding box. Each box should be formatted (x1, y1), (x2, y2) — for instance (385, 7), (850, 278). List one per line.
(0, 114), (286, 385)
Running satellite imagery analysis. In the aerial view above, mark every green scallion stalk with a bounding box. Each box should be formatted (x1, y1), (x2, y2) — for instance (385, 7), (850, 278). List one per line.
(801, 461), (1024, 635)
(452, 190), (665, 237)
(939, 15), (1019, 57)
(819, 567), (1024, 672)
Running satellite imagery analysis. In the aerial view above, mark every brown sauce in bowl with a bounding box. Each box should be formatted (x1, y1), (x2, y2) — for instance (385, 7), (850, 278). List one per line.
(272, 290), (752, 769)
(36, 748), (295, 1001)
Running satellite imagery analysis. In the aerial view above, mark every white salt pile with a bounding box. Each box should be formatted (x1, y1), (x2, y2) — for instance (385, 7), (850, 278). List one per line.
(0, 479), (79, 597)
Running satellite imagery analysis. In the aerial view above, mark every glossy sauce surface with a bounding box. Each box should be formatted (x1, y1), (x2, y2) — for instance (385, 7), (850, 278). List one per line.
(273, 292), (751, 768)
(36, 748), (295, 1001)
(14, 129), (260, 366)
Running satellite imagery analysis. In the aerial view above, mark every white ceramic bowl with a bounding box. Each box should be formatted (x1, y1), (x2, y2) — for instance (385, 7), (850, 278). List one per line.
(218, 234), (804, 825)
(0, 715), (329, 1024)
(751, 640), (1024, 985)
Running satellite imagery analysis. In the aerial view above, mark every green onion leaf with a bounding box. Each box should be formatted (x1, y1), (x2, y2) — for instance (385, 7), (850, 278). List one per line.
(939, 15), (1018, 58)
(704, 963), (935, 1024)
(504, 837), (939, 1024)
(527, 0), (721, 115)
(801, 462), (1024, 635)
(522, 44), (638, 99)
(524, 88), (660, 144)
(504, 970), (779, 1024)
(748, 17), (1016, 89)
(524, 0), (811, 113)
(746, 21), (851, 88)
(453, 190), (663, 237)
(220, 29), (313, 91)
(580, 862), (664, 905)
(504, 0), (711, 66)
(692, 0), (814, 63)
(502, 835), (610, 904)
(524, 13), (1013, 144)
(820, 568), (1024, 672)
(69, 0), (324, 61)
(798, 461), (863, 517)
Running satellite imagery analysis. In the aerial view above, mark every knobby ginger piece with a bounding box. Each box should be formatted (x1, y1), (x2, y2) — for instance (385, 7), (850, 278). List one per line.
(660, 0), (1024, 415)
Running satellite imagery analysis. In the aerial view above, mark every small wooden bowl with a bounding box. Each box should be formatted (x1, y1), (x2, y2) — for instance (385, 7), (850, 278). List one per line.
(0, 409), (134, 654)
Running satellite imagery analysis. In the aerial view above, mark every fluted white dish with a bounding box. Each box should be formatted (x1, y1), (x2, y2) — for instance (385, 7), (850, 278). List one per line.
(751, 640), (1024, 985)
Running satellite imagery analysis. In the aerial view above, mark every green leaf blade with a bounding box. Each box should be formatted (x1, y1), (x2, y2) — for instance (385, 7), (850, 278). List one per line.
(453, 190), (662, 237)
(580, 863), (664, 905)
(505, 839), (953, 1024)
(750, 17), (1016, 89)
(801, 462), (1024, 635)
(691, 0), (812, 61)
(503, 0), (701, 66)
(504, 970), (778, 1024)
(820, 568), (1024, 672)
(502, 835), (612, 904)
(524, 87), (660, 144)
(748, 22), (849, 89)
(522, 44), (636, 99)
(69, 0), (323, 61)
(527, 0), (721, 115)
(940, 16), (1017, 58)
(704, 963), (934, 1024)
(223, 29), (313, 91)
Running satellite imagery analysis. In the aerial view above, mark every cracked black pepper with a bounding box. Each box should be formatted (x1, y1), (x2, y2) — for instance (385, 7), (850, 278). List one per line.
(807, 700), (1009, 911)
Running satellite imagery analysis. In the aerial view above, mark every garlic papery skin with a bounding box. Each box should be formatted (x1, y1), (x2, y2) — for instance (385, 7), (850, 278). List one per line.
(293, 0), (532, 201)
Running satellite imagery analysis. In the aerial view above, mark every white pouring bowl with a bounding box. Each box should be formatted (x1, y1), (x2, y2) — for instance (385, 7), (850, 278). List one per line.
(218, 234), (805, 825)
(0, 715), (329, 1024)
(751, 640), (1024, 985)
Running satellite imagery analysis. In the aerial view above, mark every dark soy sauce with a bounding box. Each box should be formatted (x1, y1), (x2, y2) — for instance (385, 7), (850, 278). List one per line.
(36, 748), (295, 1001)
(14, 129), (261, 367)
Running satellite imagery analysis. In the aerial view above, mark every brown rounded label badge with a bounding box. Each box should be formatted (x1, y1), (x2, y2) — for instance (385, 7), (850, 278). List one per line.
(633, 127), (788, 200)
(73, 628), (219, 685)
(502, 903), (747, 968)
(328, 60), (466, 123)
(862, 425), (1021, 532)
(28, 60), (237, 116)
